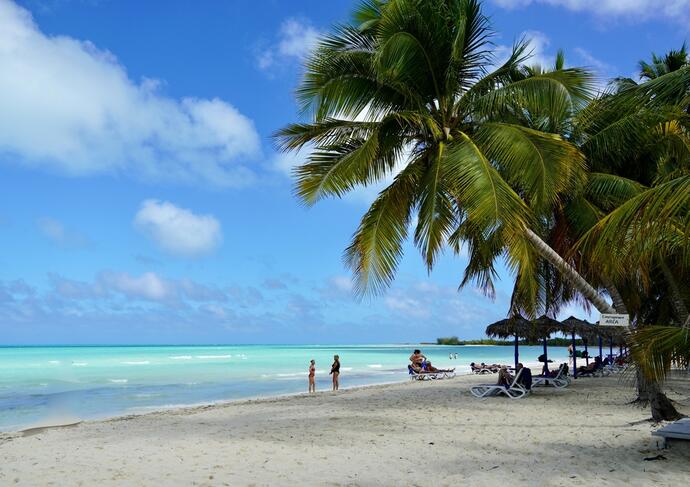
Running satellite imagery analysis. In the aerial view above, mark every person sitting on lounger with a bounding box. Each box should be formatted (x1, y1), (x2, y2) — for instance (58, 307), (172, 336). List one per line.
(515, 363), (532, 390)
(424, 361), (455, 373)
(470, 362), (482, 371)
(577, 356), (603, 374)
(577, 362), (597, 374)
(497, 366), (513, 387)
(410, 349), (427, 368)
(425, 361), (441, 372)
(408, 363), (423, 374)
(480, 362), (501, 372)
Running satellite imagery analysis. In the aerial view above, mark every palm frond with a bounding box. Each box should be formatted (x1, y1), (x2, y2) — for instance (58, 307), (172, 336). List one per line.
(344, 159), (423, 296)
(444, 131), (532, 231)
(629, 326), (690, 382)
(474, 123), (586, 213)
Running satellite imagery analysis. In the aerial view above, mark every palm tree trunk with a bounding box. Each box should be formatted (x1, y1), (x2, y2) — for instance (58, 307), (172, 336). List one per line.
(602, 277), (628, 314)
(659, 261), (689, 325)
(524, 228), (616, 314)
(524, 228), (681, 420)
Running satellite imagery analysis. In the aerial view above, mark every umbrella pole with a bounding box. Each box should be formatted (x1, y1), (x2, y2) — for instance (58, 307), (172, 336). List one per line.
(542, 337), (549, 374)
(572, 330), (577, 379)
(584, 340), (589, 366)
(514, 334), (519, 370)
(598, 336), (603, 361)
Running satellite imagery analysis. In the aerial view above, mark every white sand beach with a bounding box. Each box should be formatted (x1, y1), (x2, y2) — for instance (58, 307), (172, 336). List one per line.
(1, 374), (689, 486)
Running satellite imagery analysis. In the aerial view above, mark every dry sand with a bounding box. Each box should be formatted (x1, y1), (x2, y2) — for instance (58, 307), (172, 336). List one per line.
(1, 373), (689, 486)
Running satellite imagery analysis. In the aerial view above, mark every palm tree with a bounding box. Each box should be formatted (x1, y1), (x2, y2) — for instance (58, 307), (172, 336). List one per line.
(276, 0), (685, 419)
(276, 0), (613, 316)
(613, 44), (689, 92)
(577, 65), (690, 395)
(639, 44), (689, 81)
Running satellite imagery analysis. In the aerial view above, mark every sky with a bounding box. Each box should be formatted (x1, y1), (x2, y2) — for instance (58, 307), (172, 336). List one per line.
(0, 0), (688, 345)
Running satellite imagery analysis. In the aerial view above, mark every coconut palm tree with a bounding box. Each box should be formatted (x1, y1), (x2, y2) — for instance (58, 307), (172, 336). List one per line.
(276, 0), (685, 419)
(276, 0), (612, 317)
(640, 44), (689, 81)
(577, 66), (690, 394)
(613, 44), (690, 92)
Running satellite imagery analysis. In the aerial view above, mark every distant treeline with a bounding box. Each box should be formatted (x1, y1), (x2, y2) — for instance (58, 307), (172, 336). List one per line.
(436, 336), (587, 346)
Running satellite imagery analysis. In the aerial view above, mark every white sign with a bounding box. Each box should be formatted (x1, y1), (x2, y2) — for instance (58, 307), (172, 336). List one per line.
(600, 314), (629, 327)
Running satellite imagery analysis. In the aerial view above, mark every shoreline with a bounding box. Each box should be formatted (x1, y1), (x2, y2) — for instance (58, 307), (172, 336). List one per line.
(1, 373), (688, 486)
(2, 358), (565, 435)
(4, 376), (413, 436)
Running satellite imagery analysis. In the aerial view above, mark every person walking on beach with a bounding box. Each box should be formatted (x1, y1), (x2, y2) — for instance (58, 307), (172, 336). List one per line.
(330, 355), (340, 391)
(308, 359), (316, 393)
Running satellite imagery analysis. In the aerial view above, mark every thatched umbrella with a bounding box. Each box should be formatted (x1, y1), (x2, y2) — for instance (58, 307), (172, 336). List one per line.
(560, 316), (597, 377)
(486, 315), (536, 370)
(533, 315), (561, 374)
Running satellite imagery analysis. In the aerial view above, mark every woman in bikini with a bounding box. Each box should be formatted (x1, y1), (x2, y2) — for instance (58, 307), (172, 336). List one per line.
(330, 355), (340, 391)
(308, 359), (316, 393)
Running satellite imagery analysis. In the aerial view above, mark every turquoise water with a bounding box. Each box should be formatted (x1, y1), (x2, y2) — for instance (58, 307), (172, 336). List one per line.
(0, 344), (569, 431)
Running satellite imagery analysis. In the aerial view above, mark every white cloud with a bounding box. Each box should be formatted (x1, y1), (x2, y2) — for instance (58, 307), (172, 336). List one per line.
(494, 32), (614, 91)
(331, 276), (354, 293)
(523, 30), (553, 68)
(134, 200), (222, 257)
(0, 0), (261, 187)
(491, 0), (690, 22)
(49, 271), (228, 304)
(37, 217), (90, 248)
(278, 19), (321, 58)
(257, 18), (321, 71)
(494, 31), (554, 69)
(272, 150), (305, 176)
(573, 48), (613, 73)
(99, 271), (172, 301)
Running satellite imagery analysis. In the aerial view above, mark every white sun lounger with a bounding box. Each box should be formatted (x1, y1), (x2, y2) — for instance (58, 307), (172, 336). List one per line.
(470, 365), (495, 374)
(409, 369), (456, 381)
(470, 368), (526, 399)
(652, 418), (690, 448)
(532, 363), (571, 389)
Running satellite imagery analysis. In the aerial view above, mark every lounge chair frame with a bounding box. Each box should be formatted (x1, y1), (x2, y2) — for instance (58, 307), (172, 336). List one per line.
(652, 418), (690, 448)
(469, 368), (527, 399)
(409, 369), (456, 381)
(532, 363), (571, 389)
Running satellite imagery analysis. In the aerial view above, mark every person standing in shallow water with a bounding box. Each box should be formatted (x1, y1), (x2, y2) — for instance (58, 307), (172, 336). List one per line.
(308, 359), (316, 393)
(330, 355), (340, 391)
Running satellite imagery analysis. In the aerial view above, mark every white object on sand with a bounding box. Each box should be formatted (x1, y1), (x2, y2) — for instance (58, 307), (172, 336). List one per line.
(470, 368), (527, 399)
(652, 418), (690, 448)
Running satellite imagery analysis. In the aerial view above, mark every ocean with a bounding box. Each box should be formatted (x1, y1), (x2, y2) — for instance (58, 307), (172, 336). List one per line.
(0, 344), (569, 432)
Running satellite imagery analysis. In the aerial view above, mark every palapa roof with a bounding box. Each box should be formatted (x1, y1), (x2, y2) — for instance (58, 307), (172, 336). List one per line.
(486, 314), (552, 341)
(560, 315), (627, 344)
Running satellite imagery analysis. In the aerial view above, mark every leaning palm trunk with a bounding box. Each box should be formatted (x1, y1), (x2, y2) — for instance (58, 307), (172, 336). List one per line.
(524, 229), (615, 313)
(602, 277), (628, 314)
(525, 230), (682, 419)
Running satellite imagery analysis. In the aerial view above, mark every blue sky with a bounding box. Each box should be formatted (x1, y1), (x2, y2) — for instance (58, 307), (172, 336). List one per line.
(0, 0), (687, 345)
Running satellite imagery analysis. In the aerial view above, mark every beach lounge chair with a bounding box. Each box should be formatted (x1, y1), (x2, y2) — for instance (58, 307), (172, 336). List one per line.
(469, 368), (527, 399)
(408, 365), (456, 380)
(470, 363), (494, 374)
(532, 363), (570, 389)
(652, 418), (690, 448)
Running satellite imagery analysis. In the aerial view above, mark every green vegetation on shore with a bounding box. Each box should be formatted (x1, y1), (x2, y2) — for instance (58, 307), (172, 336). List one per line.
(436, 337), (587, 346)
